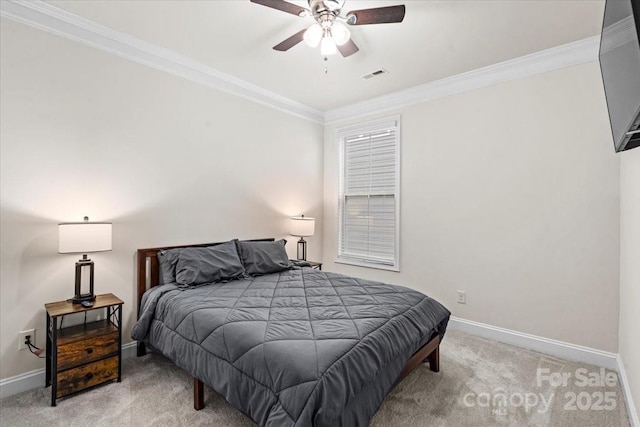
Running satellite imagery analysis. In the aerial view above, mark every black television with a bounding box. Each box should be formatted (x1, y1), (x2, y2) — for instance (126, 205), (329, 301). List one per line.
(599, 0), (640, 152)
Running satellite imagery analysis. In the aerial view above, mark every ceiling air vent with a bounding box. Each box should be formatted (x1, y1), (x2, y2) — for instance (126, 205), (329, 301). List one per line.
(362, 69), (388, 80)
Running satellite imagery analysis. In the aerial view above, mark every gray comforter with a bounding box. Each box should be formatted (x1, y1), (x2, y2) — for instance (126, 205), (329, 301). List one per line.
(132, 267), (450, 426)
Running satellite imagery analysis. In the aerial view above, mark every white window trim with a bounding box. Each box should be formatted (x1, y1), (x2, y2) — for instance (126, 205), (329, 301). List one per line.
(335, 115), (401, 272)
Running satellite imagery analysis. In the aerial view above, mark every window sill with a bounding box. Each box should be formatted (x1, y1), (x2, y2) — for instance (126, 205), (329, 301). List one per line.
(334, 258), (400, 272)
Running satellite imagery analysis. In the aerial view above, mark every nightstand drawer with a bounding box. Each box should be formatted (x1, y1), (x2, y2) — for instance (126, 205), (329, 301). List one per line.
(57, 331), (119, 370)
(56, 355), (118, 398)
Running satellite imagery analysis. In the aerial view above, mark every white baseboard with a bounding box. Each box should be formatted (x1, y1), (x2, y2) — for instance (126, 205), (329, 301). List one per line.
(448, 316), (639, 426)
(617, 354), (640, 427)
(448, 316), (619, 370)
(449, 316), (619, 372)
(0, 368), (45, 400)
(0, 341), (137, 400)
(122, 341), (138, 357)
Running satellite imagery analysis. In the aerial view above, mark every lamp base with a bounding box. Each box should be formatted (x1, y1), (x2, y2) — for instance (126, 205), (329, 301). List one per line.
(71, 293), (96, 304)
(73, 256), (95, 304)
(297, 238), (307, 261)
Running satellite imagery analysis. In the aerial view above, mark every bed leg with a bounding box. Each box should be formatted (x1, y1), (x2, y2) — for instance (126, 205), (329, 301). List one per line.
(137, 342), (146, 357)
(194, 378), (204, 410)
(426, 344), (440, 372)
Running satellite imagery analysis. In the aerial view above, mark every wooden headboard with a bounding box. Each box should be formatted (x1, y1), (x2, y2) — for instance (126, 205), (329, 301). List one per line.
(136, 238), (275, 317)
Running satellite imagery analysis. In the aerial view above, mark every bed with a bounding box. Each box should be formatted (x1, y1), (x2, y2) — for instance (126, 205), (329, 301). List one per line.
(132, 239), (450, 426)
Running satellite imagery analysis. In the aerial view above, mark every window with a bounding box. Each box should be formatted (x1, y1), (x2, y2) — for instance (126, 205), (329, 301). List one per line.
(337, 116), (400, 270)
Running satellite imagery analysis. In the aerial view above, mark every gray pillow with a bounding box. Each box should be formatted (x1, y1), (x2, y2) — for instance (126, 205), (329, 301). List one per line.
(236, 239), (291, 276)
(175, 241), (246, 286)
(157, 248), (183, 284)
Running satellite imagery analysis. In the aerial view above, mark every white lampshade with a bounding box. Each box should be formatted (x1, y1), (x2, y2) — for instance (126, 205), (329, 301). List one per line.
(59, 221), (112, 254)
(320, 36), (337, 56)
(332, 21), (350, 46)
(304, 24), (323, 48)
(290, 216), (315, 237)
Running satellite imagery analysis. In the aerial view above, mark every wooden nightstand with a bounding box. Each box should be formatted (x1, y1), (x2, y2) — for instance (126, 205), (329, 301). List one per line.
(45, 293), (123, 406)
(290, 260), (323, 270)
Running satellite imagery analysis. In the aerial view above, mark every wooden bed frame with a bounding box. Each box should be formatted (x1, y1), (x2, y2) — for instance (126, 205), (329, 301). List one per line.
(136, 240), (441, 411)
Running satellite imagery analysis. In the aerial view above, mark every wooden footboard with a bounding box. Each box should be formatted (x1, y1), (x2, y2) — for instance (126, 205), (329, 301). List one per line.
(192, 334), (441, 411)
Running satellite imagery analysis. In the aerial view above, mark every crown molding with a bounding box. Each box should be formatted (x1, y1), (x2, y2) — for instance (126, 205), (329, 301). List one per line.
(0, 0), (324, 124)
(601, 15), (636, 54)
(324, 35), (601, 123)
(1, 1), (602, 125)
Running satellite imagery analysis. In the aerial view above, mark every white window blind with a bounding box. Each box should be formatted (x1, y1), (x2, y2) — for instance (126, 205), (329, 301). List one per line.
(337, 117), (400, 270)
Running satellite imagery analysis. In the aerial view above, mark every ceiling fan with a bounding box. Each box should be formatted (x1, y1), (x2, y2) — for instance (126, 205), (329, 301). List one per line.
(250, 0), (406, 57)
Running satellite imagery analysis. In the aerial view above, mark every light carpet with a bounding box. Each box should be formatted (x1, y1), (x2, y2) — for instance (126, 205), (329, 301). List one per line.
(0, 330), (632, 426)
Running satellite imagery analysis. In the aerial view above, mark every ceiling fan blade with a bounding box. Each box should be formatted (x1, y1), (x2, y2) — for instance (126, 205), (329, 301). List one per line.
(250, 0), (308, 16)
(251, 0), (309, 16)
(338, 39), (359, 57)
(273, 28), (307, 51)
(346, 5), (406, 25)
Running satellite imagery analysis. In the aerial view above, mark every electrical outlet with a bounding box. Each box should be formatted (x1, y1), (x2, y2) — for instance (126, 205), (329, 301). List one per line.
(457, 291), (466, 304)
(18, 329), (35, 351)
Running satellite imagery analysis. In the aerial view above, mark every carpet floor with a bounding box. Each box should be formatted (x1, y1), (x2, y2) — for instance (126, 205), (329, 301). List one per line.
(0, 329), (632, 426)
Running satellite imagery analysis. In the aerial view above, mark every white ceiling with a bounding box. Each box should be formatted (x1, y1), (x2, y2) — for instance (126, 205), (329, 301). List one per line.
(46, 0), (605, 111)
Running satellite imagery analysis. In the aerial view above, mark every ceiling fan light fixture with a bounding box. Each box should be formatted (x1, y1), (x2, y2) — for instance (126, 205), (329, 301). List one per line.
(320, 35), (337, 56)
(303, 23), (323, 48)
(254, 1), (406, 58)
(331, 21), (350, 46)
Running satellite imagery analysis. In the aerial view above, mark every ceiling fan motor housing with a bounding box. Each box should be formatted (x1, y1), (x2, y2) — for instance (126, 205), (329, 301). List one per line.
(307, 1), (358, 26)
(309, 0), (340, 20)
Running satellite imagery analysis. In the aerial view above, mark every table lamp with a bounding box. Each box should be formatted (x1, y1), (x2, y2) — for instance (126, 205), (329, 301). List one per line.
(58, 216), (112, 303)
(290, 215), (315, 261)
